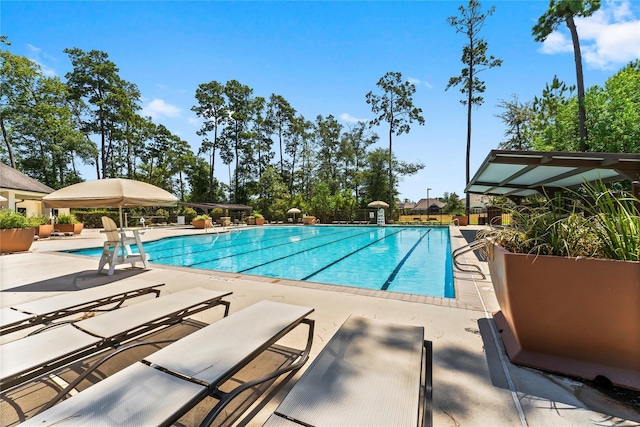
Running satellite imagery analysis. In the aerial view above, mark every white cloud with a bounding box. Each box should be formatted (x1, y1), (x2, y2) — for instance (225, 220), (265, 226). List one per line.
(141, 98), (181, 120)
(539, 31), (573, 54)
(539, 0), (640, 70)
(26, 44), (56, 77)
(407, 77), (433, 89)
(340, 113), (368, 123)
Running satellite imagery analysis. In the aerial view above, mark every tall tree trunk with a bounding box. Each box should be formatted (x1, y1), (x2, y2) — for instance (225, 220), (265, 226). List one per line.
(100, 115), (107, 179)
(234, 124), (239, 204)
(279, 128), (284, 176)
(0, 117), (16, 169)
(209, 125), (218, 201)
(290, 150), (297, 195)
(388, 126), (393, 206)
(466, 38), (475, 217)
(567, 15), (587, 151)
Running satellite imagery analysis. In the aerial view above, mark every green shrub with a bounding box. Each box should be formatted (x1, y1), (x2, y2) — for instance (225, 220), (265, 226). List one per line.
(480, 181), (640, 261)
(193, 214), (211, 221)
(210, 208), (224, 220)
(0, 210), (30, 229)
(28, 214), (50, 227)
(253, 212), (263, 218)
(181, 207), (198, 222)
(156, 209), (169, 220)
(74, 211), (116, 228)
(580, 181), (640, 261)
(56, 213), (79, 224)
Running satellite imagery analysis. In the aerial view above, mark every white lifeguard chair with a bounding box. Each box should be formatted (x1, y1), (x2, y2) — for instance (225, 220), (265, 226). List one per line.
(98, 216), (149, 275)
(376, 208), (385, 226)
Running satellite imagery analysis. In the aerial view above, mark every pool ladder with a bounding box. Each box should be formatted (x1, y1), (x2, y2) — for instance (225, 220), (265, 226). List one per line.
(452, 239), (487, 280)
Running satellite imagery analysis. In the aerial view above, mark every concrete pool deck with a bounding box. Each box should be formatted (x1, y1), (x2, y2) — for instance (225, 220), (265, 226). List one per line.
(1, 225), (638, 426)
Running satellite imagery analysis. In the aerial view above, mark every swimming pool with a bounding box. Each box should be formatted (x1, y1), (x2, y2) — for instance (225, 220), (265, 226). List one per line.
(70, 226), (455, 298)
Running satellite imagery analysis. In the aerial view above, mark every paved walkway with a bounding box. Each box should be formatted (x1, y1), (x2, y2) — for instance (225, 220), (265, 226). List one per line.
(1, 225), (638, 426)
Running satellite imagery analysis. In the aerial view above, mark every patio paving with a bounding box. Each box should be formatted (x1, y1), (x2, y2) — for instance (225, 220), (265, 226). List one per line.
(1, 226), (638, 426)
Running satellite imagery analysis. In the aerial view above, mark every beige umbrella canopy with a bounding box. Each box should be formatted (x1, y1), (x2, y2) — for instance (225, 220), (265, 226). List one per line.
(43, 178), (178, 228)
(0, 195), (6, 202)
(287, 207), (301, 222)
(367, 200), (389, 209)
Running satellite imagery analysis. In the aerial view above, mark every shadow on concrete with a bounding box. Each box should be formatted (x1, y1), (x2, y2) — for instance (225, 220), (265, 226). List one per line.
(459, 229), (486, 261)
(434, 343), (490, 423)
(0, 319), (300, 427)
(478, 318), (640, 423)
(1, 269), (146, 293)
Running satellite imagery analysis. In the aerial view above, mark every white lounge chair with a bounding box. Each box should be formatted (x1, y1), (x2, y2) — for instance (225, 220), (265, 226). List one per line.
(98, 216), (148, 275)
(264, 316), (433, 427)
(1, 287), (231, 390)
(0, 278), (164, 335)
(21, 300), (314, 427)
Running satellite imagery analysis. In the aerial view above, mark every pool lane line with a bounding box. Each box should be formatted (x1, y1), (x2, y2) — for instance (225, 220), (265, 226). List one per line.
(187, 228), (374, 268)
(380, 229), (432, 291)
(150, 227), (356, 262)
(152, 227), (357, 264)
(298, 229), (405, 281)
(145, 227), (310, 259)
(238, 229), (395, 274)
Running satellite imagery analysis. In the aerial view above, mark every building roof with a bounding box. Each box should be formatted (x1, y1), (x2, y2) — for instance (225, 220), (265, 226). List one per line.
(397, 201), (416, 210)
(0, 163), (55, 194)
(413, 198), (445, 211)
(465, 150), (640, 198)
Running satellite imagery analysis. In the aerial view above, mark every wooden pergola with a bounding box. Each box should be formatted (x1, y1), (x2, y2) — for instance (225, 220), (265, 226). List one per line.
(179, 202), (253, 218)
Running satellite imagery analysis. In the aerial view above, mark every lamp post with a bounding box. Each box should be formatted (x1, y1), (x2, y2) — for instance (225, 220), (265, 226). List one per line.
(426, 188), (431, 218)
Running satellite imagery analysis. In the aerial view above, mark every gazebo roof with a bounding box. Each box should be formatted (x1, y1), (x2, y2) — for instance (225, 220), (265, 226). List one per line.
(179, 202), (253, 212)
(465, 150), (640, 198)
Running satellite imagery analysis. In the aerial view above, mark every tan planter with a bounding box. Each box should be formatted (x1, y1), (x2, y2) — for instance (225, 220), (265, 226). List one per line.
(36, 224), (54, 238)
(487, 242), (640, 390)
(255, 217), (265, 225)
(220, 216), (231, 227)
(246, 216), (256, 225)
(56, 223), (83, 234)
(454, 215), (468, 226)
(0, 228), (35, 254)
(302, 216), (316, 225)
(191, 219), (212, 229)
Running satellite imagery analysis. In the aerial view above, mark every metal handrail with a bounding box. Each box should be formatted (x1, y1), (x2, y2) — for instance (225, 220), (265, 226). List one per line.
(452, 239), (487, 279)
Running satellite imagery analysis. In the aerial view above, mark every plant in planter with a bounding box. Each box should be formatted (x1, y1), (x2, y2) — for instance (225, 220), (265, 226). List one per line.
(479, 181), (640, 390)
(191, 214), (212, 229)
(55, 213), (84, 234)
(29, 215), (54, 238)
(0, 210), (35, 253)
(253, 212), (265, 225)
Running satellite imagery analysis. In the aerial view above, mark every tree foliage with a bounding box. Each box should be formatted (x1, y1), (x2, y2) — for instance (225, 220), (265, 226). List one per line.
(446, 0), (502, 213)
(0, 49), (89, 188)
(366, 71), (425, 205)
(7, 32), (636, 223)
(524, 63), (640, 154)
(442, 192), (465, 215)
(495, 95), (533, 150)
(532, 0), (601, 150)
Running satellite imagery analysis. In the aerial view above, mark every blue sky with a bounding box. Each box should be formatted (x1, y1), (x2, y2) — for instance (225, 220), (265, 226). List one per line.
(3, 0), (639, 202)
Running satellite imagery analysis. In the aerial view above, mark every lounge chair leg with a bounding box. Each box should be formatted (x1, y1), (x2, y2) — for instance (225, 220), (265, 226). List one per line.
(38, 338), (180, 413)
(198, 318), (315, 427)
(423, 340), (433, 427)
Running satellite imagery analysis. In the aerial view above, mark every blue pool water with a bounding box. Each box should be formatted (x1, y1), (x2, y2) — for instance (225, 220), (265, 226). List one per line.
(70, 226), (455, 298)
